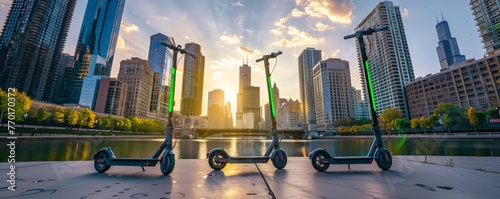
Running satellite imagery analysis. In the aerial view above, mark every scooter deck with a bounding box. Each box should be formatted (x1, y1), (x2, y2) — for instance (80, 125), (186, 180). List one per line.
(224, 156), (271, 164)
(107, 158), (160, 167)
(326, 156), (374, 165)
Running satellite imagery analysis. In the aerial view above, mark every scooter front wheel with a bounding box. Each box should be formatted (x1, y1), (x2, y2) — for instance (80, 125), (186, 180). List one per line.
(376, 150), (392, 170)
(272, 151), (287, 169)
(311, 151), (330, 172)
(161, 155), (175, 175)
(94, 151), (111, 173)
(208, 151), (228, 170)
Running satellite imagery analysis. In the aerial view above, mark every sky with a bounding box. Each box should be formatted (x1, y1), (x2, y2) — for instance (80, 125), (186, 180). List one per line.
(0, 0), (485, 117)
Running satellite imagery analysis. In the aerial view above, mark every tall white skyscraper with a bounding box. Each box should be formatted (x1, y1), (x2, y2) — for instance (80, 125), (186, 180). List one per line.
(313, 58), (354, 131)
(470, 0), (500, 55)
(355, 1), (415, 119)
(298, 48), (321, 131)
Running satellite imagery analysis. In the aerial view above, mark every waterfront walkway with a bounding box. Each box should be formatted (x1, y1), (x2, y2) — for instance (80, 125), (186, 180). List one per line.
(1, 156), (499, 198)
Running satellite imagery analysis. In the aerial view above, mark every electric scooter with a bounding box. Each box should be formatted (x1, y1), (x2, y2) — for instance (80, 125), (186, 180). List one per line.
(93, 37), (196, 175)
(309, 26), (393, 172)
(206, 51), (287, 170)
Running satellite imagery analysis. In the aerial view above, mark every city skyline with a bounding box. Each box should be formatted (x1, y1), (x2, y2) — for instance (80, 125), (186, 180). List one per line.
(0, 0), (485, 116)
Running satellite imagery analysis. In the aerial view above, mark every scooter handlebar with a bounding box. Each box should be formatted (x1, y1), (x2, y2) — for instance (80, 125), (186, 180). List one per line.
(256, 58), (264, 62)
(160, 41), (174, 49)
(344, 34), (356, 40)
(183, 50), (197, 58)
(272, 51), (282, 56)
(373, 26), (389, 32)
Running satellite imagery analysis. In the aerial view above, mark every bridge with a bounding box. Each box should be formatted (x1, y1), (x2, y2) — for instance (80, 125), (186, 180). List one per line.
(178, 128), (306, 139)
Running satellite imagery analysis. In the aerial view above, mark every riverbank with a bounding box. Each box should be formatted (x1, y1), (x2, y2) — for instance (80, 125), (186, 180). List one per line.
(1, 132), (500, 140)
(1, 156), (499, 198)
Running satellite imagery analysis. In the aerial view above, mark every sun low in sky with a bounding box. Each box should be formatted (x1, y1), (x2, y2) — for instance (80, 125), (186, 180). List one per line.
(0, 0), (484, 116)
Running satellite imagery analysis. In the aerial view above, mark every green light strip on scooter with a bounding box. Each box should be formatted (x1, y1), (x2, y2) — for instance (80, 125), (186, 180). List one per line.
(168, 68), (176, 113)
(365, 60), (377, 112)
(268, 76), (276, 118)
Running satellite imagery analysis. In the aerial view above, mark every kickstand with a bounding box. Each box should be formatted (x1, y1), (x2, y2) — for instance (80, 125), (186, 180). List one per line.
(141, 166), (145, 172)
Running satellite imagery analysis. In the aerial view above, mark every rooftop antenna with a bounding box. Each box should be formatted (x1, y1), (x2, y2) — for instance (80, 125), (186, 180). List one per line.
(246, 53), (248, 65)
(441, 10), (445, 21)
(435, 13), (439, 24)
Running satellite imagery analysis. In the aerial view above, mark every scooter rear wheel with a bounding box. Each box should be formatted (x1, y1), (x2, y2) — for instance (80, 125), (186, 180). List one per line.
(376, 151), (392, 170)
(208, 151), (228, 170)
(272, 151), (287, 169)
(94, 151), (111, 173)
(161, 155), (175, 175)
(311, 151), (330, 172)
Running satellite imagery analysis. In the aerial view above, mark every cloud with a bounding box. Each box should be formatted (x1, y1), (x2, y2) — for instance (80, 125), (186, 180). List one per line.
(220, 35), (241, 45)
(274, 17), (288, 29)
(303, 0), (353, 24)
(291, 8), (305, 18)
(236, 46), (261, 57)
(185, 35), (190, 39)
(270, 29), (283, 35)
(116, 35), (131, 50)
(244, 29), (254, 34)
(121, 22), (139, 33)
(212, 71), (224, 80)
(272, 26), (326, 48)
(331, 49), (340, 57)
(210, 55), (242, 70)
(402, 8), (409, 17)
(313, 21), (333, 31)
(233, 2), (244, 6)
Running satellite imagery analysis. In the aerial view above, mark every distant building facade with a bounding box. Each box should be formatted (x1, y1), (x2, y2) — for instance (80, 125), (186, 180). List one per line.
(406, 52), (500, 118)
(181, 42), (205, 116)
(148, 33), (173, 122)
(0, 0), (76, 102)
(355, 1), (415, 119)
(61, 0), (125, 106)
(435, 19), (466, 69)
(470, 0), (500, 55)
(117, 57), (154, 118)
(276, 99), (302, 130)
(313, 58), (354, 131)
(94, 78), (127, 116)
(298, 48), (322, 131)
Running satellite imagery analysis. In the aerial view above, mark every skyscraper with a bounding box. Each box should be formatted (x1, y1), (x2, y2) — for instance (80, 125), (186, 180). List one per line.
(207, 89), (227, 129)
(298, 48), (321, 131)
(470, 0), (500, 55)
(355, 1), (415, 119)
(94, 77), (127, 116)
(181, 42), (205, 116)
(272, 82), (281, 110)
(313, 58), (354, 131)
(0, 0), (76, 102)
(436, 19), (466, 69)
(148, 33), (173, 121)
(61, 0), (125, 106)
(117, 57), (154, 118)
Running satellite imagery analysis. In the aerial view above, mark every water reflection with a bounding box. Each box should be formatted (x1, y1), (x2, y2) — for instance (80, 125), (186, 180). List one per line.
(1, 138), (499, 162)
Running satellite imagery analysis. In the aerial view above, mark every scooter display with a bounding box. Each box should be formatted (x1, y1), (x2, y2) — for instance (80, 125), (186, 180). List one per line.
(93, 37), (196, 175)
(309, 26), (393, 172)
(206, 51), (287, 170)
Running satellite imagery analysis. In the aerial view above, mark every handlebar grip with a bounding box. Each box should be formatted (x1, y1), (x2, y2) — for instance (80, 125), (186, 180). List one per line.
(274, 51), (282, 56)
(184, 51), (196, 58)
(160, 41), (174, 49)
(256, 58), (264, 62)
(344, 34), (356, 40)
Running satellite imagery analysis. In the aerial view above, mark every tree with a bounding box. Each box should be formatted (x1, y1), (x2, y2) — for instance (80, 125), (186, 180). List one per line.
(434, 103), (467, 129)
(78, 108), (96, 130)
(410, 118), (419, 133)
(36, 106), (52, 126)
(419, 116), (432, 133)
(486, 107), (500, 119)
(381, 107), (403, 128)
(442, 114), (453, 133)
(0, 88), (32, 123)
(356, 118), (372, 126)
(393, 118), (410, 130)
(467, 107), (480, 132)
(52, 108), (65, 124)
(67, 110), (79, 130)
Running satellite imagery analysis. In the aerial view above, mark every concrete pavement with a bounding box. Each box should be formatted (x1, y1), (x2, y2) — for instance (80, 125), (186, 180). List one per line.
(1, 156), (499, 199)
